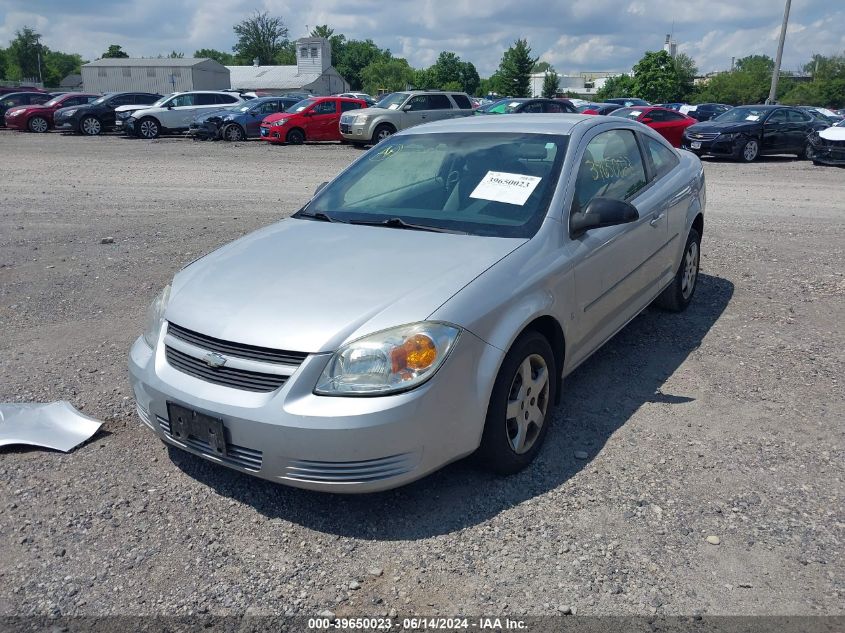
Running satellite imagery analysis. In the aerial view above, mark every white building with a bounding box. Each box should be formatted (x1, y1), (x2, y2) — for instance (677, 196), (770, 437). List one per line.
(529, 72), (625, 98)
(663, 34), (678, 58)
(82, 58), (229, 94)
(226, 37), (350, 95)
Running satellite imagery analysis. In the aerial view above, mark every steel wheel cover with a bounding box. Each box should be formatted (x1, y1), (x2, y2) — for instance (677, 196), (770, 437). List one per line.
(505, 353), (550, 454)
(82, 118), (101, 135)
(682, 241), (699, 299)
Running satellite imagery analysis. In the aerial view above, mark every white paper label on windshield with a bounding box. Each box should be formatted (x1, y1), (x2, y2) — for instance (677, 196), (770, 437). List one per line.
(745, 115), (760, 121)
(470, 171), (542, 206)
(509, 101), (520, 107)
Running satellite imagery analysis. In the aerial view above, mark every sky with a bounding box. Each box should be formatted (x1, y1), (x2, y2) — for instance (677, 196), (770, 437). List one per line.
(0, 0), (842, 76)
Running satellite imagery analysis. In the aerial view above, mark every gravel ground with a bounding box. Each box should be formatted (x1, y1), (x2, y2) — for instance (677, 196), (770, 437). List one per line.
(0, 130), (843, 619)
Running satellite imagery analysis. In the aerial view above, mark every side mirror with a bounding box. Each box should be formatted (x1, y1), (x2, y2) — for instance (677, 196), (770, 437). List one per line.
(641, 117), (653, 124)
(166, 104), (173, 109)
(570, 197), (639, 238)
(402, 104), (412, 112)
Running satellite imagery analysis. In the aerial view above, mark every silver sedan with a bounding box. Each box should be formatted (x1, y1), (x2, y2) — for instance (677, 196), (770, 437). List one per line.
(129, 114), (706, 492)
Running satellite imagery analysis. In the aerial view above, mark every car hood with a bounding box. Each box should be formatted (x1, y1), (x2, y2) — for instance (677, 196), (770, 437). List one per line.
(262, 112), (295, 124)
(687, 120), (760, 134)
(165, 218), (526, 353)
(192, 108), (239, 123)
(819, 126), (845, 141)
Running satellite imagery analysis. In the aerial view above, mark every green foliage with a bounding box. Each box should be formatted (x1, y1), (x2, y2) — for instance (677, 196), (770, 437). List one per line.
(102, 44), (129, 59)
(310, 25), (334, 39)
(782, 53), (845, 108)
(541, 72), (560, 98)
(595, 74), (635, 101)
(275, 41), (296, 65)
(7, 26), (42, 80)
(692, 55), (787, 105)
(412, 67), (436, 89)
(496, 39), (537, 98)
(421, 51), (479, 94)
(167, 51), (184, 59)
(42, 50), (83, 87)
(335, 39), (391, 91)
(194, 48), (235, 65)
(673, 52), (697, 102)
(0, 47), (7, 79)
(532, 61), (553, 73)
(233, 11), (290, 65)
(631, 50), (680, 103)
(361, 58), (414, 96)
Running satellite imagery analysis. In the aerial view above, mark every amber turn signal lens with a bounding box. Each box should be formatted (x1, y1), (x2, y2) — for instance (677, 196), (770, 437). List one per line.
(391, 334), (437, 373)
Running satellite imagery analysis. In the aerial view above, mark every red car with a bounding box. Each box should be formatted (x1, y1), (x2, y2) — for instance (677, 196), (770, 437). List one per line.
(609, 106), (697, 147)
(4, 92), (99, 132)
(260, 96), (367, 144)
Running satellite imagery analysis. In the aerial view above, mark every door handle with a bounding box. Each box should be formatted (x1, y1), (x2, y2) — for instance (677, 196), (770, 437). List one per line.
(649, 213), (665, 227)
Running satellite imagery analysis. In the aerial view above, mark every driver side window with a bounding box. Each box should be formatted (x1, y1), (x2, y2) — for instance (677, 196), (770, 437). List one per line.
(768, 109), (788, 124)
(571, 129), (647, 215)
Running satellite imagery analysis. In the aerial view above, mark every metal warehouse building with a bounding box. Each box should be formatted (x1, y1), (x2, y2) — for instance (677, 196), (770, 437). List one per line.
(81, 58), (229, 94)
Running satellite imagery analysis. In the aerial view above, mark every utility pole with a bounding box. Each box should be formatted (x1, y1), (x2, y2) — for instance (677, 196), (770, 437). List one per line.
(767, 0), (791, 104)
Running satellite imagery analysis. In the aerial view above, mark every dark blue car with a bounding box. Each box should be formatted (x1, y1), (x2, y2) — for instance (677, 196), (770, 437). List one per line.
(188, 96), (300, 141)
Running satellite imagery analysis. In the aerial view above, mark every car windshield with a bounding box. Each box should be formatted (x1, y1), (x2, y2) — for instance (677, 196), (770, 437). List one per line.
(44, 96), (65, 107)
(487, 100), (528, 114)
(476, 99), (506, 113)
(376, 92), (409, 110)
(150, 95), (172, 107)
(302, 132), (569, 238)
(714, 107), (770, 123)
(91, 95), (110, 105)
(287, 98), (315, 113)
(611, 108), (645, 120)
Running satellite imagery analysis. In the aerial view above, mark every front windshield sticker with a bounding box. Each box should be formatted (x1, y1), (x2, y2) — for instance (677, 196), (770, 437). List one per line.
(372, 144), (403, 161)
(746, 115), (761, 121)
(388, 104), (400, 110)
(470, 171), (542, 206)
(508, 101), (520, 107)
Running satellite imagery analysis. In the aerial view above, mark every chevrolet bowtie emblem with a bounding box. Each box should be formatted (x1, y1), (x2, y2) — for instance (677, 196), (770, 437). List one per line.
(202, 352), (227, 368)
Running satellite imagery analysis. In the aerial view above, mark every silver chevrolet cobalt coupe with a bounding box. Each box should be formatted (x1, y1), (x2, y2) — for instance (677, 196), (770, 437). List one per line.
(129, 114), (705, 492)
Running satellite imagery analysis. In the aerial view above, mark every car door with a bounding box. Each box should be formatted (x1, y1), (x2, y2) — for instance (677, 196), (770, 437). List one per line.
(762, 108), (790, 152)
(306, 99), (339, 140)
(567, 128), (668, 365)
(246, 101), (277, 136)
(787, 109), (815, 150)
(103, 94), (135, 127)
(647, 110), (688, 147)
(423, 94), (458, 123)
(401, 94), (429, 129)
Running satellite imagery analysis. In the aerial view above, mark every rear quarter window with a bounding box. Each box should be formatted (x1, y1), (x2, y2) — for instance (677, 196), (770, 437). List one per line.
(427, 94), (452, 110)
(451, 94), (472, 109)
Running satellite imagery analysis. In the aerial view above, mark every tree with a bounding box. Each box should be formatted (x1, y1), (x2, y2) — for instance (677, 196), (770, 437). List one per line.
(595, 74), (635, 100)
(541, 71), (560, 98)
(42, 50), (83, 87)
(361, 58), (414, 95)
(782, 52), (845, 108)
(673, 52), (697, 101)
(7, 26), (43, 80)
(532, 61), (553, 73)
(430, 51), (463, 88)
(458, 61), (480, 95)
(166, 51), (184, 59)
(233, 11), (290, 65)
(102, 44), (129, 59)
(631, 50), (679, 103)
(194, 48), (235, 65)
(335, 39), (391, 90)
(496, 39), (537, 97)
(692, 54), (789, 105)
(425, 51), (479, 93)
(310, 25), (334, 39)
(275, 41), (296, 65)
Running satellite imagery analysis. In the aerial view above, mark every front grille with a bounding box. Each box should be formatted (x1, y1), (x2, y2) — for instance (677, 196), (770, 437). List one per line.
(689, 132), (719, 140)
(340, 123), (351, 134)
(168, 323), (308, 365)
(281, 453), (417, 484)
(157, 416), (263, 470)
(165, 346), (289, 392)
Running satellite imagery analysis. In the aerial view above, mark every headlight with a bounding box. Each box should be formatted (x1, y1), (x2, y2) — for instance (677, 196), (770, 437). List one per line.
(143, 285), (171, 348)
(354, 114), (370, 125)
(63, 109), (77, 117)
(719, 132), (742, 140)
(7, 109), (22, 117)
(315, 322), (461, 395)
(271, 119), (289, 127)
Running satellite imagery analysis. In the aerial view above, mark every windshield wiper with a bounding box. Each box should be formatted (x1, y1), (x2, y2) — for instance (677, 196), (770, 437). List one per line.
(349, 217), (466, 234)
(293, 211), (347, 223)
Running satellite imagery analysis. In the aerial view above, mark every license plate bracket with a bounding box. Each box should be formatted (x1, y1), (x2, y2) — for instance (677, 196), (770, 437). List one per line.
(167, 402), (227, 456)
(691, 141), (702, 149)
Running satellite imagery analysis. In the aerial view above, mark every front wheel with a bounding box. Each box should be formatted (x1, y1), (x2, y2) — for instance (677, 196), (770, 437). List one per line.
(80, 116), (102, 136)
(28, 116), (49, 133)
(286, 128), (305, 145)
(372, 124), (395, 144)
(137, 117), (160, 139)
(655, 227), (701, 312)
(477, 331), (556, 475)
(222, 124), (245, 142)
(738, 138), (759, 162)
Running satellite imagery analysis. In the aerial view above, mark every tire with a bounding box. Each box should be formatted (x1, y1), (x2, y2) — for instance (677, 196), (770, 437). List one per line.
(286, 128), (305, 145)
(477, 331), (557, 475)
(80, 116), (102, 136)
(797, 143), (810, 160)
(28, 116), (49, 133)
(222, 123), (245, 142)
(655, 227), (701, 312)
(737, 138), (759, 162)
(137, 117), (160, 139)
(372, 123), (395, 144)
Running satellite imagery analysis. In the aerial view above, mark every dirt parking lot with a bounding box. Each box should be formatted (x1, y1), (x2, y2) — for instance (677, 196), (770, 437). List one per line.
(0, 130), (843, 619)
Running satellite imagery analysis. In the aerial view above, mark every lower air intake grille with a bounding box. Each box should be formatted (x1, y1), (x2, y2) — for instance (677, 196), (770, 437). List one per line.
(164, 346), (288, 392)
(281, 453), (417, 484)
(157, 416), (263, 471)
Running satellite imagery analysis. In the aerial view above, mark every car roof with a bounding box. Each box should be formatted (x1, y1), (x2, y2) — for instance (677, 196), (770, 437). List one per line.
(400, 113), (591, 136)
(2, 91), (47, 97)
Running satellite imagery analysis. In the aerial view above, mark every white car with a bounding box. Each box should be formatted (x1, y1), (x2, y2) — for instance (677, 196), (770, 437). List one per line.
(123, 91), (248, 139)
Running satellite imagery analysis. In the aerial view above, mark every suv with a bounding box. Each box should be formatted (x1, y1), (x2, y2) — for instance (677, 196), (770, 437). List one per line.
(54, 91), (162, 135)
(124, 91), (248, 139)
(339, 90), (474, 145)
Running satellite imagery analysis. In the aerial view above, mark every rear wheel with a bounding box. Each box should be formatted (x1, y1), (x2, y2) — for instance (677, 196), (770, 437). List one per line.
(28, 116), (49, 133)
(80, 116), (102, 136)
(137, 117), (160, 139)
(477, 331), (556, 475)
(655, 227), (701, 312)
(286, 128), (305, 145)
(222, 123), (245, 142)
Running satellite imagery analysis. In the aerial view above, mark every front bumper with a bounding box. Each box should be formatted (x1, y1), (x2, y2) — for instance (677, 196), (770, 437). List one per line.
(188, 121), (220, 140)
(340, 122), (371, 142)
(4, 115), (26, 130)
(681, 134), (739, 156)
(807, 139), (845, 166)
(260, 125), (285, 142)
(53, 113), (80, 131)
(129, 326), (501, 492)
